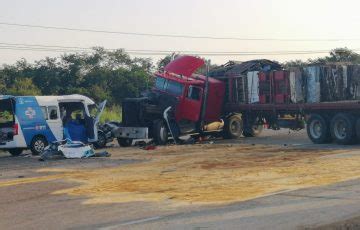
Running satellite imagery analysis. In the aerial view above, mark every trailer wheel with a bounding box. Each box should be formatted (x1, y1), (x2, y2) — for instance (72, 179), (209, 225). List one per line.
(8, 148), (23, 156)
(117, 138), (132, 147)
(223, 115), (243, 139)
(243, 117), (263, 137)
(153, 119), (168, 145)
(330, 113), (356, 145)
(30, 136), (48, 155)
(306, 114), (331, 144)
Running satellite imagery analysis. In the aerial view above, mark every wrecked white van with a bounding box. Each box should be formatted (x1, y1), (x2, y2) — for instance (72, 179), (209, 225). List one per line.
(0, 94), (105, 156)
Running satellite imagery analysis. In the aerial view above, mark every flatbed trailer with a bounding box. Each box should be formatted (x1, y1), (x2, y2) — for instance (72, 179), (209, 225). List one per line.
(223, 100), (360, 145)
(225, 101), (360, 113)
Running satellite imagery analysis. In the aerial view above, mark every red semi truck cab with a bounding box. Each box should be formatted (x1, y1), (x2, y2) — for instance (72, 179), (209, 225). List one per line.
(155, 56), (225, 123)
(114, 56), (238, 146)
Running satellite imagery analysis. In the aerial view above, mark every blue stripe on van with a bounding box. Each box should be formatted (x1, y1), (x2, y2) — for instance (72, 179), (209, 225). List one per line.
(15, 97), (56, 146)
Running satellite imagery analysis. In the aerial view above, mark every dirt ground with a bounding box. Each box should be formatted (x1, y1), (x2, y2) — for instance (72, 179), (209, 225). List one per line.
(2, 130), (360, 229)
(1, 130), (360, 207)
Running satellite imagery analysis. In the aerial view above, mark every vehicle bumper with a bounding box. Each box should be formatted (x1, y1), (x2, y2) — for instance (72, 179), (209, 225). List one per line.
(113, 127), (149, 139)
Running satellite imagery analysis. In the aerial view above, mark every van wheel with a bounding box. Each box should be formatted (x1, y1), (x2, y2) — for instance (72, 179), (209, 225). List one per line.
(30, 136), (48, 155)
(117, 138), (132, 147)
(223, 115), (243, 139)
(306, 114), (331, 144)
(153, 119), (168, 145)
(94, 131), (107, 149)
(8, 149), (23, 156)
(330, 113), (356, 145)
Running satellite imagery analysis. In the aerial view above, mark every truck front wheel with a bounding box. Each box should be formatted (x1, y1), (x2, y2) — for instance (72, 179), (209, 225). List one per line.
(330, 113), (356, 145)
(243, 117), (263, 137)
(223, 115), (243, 139)
(153, 119), (168, 145)
(94, 131), (107, 149)
(306, 114), (331, 144)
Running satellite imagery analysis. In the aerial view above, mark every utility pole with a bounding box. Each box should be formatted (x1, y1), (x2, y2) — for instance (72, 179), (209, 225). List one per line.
(200, 59), (210, 131)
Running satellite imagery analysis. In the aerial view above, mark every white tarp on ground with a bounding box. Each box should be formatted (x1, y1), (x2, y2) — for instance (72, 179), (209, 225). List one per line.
(289, 69), (304, 103)
(58, 143), (94, 158)
(247, 71), (259, 103)
(304, 66), (321, 103)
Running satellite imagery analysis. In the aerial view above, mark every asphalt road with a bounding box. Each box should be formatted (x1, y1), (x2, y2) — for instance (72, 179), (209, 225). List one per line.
(1, 129), (360, 230)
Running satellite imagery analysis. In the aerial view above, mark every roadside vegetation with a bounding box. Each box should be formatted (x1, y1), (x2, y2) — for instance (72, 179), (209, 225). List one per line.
(1, 47), (359, 123)
(100, 106), (121, 123)
(0, 48), (153, 107)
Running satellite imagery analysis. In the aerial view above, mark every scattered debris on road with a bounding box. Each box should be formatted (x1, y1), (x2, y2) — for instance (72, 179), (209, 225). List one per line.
(39, 140), (110, 161)
(1, 144), (360, 206)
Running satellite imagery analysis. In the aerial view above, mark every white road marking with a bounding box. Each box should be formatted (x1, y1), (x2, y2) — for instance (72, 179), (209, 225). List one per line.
(99, 216), (164, 230)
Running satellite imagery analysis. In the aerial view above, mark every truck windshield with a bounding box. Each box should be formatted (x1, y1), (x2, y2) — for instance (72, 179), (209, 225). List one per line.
(155, 77), (166, 90)
(165, 80), (184, 96)
(155, 77), (184, 96)
(0, 99), (15, 127)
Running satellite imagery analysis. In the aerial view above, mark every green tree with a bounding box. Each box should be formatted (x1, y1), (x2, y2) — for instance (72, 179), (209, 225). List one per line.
(7, 78), (41, 96)
(157, 53), (180, 71)
(309, 48), (360, 64)
(283, 59), (308, 68)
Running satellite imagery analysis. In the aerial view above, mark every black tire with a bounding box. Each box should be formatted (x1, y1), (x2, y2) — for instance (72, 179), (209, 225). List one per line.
(8, 148), (23, 156)
(223, 115), (243, 139)
(243, 117), (263, 137)
(117, 138), (132, 147)
(330, 113), (356, 145)
(30, 136), (48, 155)
(94, 131), (107, 149)
(153, 119), (168, 145)
(243, 125), (263, 137)
(306, 114), (331, 144)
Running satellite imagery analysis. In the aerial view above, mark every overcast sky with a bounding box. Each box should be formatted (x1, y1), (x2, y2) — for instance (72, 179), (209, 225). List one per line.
(1, 0), (360, 65)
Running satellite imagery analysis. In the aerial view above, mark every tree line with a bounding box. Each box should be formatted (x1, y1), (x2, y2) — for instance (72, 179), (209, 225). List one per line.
(0, 47), (152, 106)
(1, 47), (360, 106)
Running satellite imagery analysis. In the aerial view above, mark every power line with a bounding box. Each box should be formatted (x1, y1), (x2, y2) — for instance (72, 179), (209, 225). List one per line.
(1, 22), (360, 42)
(0, 42), (91, 50)
(1, 45), (358, 56)
(1, 42), (359, 55)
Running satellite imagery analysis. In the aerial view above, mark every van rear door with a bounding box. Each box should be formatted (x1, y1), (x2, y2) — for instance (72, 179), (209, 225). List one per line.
(0, 96), (16, 143)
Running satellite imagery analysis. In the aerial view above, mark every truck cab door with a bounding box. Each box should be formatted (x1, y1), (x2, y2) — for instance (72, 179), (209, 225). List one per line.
(179, 86), (203, 122)
(87, 100), (107, 142)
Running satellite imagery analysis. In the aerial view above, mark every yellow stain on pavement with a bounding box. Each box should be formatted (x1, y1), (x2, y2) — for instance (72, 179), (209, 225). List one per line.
(0, 145), (359, 205)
